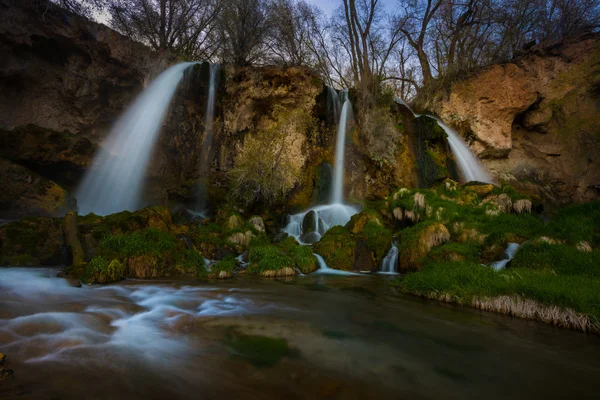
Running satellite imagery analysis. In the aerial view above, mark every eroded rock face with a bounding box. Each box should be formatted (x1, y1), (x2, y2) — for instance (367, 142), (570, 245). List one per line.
(429, 34), (600, 204)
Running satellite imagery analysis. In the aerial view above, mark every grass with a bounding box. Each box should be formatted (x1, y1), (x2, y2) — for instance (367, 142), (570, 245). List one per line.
(87, 256), (125, 283)
(544, 201), (600, 246)
(212, 255), (237, 274)
(396, 261), (600, 322)
(511, 242), (600, 278)
(247, 242), (293, 274)
(100, 228), (176, 257)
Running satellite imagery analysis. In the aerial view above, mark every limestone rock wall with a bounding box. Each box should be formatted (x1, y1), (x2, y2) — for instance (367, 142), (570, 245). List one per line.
(427, 34), (600, 204)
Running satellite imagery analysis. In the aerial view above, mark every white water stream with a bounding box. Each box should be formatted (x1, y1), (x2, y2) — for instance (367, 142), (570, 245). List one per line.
(394, 98), (491, 184)
(76, 62), (196, 215)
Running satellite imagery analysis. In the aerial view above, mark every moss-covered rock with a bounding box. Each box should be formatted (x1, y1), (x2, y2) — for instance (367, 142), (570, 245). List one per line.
(0, 216), (64, 265)
(398, 222), (450, 271)
(313, 226), (355, 271)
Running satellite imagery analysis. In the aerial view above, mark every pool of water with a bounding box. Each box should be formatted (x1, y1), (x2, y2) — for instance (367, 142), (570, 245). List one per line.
(1, 268), (599, 399)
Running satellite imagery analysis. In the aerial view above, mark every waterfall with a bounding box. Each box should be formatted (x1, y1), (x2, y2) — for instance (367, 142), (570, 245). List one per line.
(76, 62), (196, 215)
(433, 117), (492, 183)
(394, 98), (492, 184)
(195, 63), (220, 213)
(380, 244), (399, 274)
(489, 243), (520, 270)
(328, 87), (341, 124)
(282, 88), (357, 244)
(331, 91), (351, 204)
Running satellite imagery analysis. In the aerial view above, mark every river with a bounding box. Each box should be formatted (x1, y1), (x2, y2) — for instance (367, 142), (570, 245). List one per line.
(1, 268), (599, 399)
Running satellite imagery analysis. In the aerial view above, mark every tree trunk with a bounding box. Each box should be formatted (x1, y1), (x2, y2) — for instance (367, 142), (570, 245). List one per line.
(159, 0), (167, 49)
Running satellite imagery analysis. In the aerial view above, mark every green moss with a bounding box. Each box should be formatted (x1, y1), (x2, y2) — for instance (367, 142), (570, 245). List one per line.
(363, 221), (392, 263)
(9, 254), (40, 266)
(224, 330), (297, 367)
(284, 242), (318, 274)
(247, 243), (293, 274)
(313, 225), (355, 271)
(180, 249), (207, 276)
(100, 228), (176, 258)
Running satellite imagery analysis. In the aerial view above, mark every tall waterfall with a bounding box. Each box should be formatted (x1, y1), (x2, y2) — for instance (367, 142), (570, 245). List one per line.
(283, 88), (358, 244)
(199, 63), (219, 171)
(394, 98), (491, 184)
(195, 63), (220, 213)
(331, 91), (351, 204)
(76, 62), (196, 215)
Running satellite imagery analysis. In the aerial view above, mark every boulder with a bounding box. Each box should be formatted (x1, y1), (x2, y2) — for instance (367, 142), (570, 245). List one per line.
(346, 210), (383, 234)
(225, 214), (244, 230)
(481, 194), (513, 213)
(248, 216), (266, 234)
(399, 223), (451, 271)
(301, 210), (318, 234)
(353, 239), (376, 272)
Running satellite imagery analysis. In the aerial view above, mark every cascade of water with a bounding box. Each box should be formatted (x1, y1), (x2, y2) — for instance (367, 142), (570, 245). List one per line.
(331, 91), (351, 204)
(328, 87), (341, 124)
(489, 243), (520, 270)
(76, 62), (197, 215)
(282, 89), (358, 244)
(433, 117), (492, 183)
(380, 244), (399, 274)
(394, 98), (492, 184)
(313, 253), (360, 275)
(195, 63), (220, 213)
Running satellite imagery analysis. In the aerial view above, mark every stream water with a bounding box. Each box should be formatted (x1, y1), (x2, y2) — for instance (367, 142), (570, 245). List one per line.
(1, 268), (599, 399)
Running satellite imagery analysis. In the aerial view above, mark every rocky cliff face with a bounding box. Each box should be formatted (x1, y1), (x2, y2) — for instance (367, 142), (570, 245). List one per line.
(0, 0), (173, 217)
(0, 1), (418, 218)
(427, 34), (600, 204)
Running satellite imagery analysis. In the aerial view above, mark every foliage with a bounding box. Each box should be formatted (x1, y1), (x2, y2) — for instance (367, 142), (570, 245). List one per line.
(313, 225), (355, 271)
(88, 256), (125, 283)
(212, 254), (237, 273)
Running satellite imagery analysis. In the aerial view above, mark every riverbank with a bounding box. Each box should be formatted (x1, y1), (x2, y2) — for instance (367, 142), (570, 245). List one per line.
(391, 261), (600, 334)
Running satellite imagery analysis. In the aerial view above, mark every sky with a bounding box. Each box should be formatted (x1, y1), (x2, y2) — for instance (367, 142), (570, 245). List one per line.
(307, 0), (397, 16)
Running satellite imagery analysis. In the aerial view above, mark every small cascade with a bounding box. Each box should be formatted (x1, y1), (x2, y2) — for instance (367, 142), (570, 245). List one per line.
(328, 87), (341, 124)
(282, 88), (357, 244)
(195, 63), (220, 213)
(331, 90), (352, 204)
(489, 243), (520, 270)
(394, 98), (492, 184)
(380, 243), (399, 274)
(76, 62), (197, 215)
(283, 203), (358, 244)
(313, 253), (359, 275)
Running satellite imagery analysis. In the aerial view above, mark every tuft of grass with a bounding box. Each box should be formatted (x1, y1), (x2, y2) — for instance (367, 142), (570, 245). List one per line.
(87, 256), (125, 283)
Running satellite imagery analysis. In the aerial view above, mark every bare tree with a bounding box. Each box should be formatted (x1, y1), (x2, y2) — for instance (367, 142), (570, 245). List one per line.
(217, 0), (273, 66)
(108, 0), (223, 59)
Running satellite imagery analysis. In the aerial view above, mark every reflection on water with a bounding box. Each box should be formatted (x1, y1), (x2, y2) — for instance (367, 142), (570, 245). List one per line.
(1, 268), (599, 399)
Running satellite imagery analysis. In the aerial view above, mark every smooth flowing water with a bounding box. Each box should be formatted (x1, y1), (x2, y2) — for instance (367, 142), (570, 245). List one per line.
(331, 91), (351, 204)
(282, 89), (357, 244)
(195, 63), (220, 213)
(76, 62), (196, 216)
(394, 98), (491, 184)
(1, 268), (599, 400)
(489, 242), (520, 270)
(380, 244), (399, 274)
